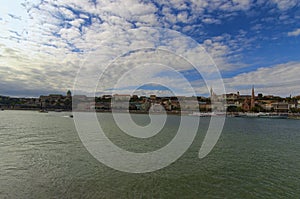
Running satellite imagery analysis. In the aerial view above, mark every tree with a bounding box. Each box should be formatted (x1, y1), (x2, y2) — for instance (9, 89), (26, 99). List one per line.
(251, 106), (261, 113)
(227, 106), (238, 112)
(290, 108), (300, 113)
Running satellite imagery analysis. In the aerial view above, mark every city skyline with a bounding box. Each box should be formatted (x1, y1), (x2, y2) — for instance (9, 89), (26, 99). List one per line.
(1, 1), (300, 97)
(1, 87), (300, 114)
(1, 86), (300, 99)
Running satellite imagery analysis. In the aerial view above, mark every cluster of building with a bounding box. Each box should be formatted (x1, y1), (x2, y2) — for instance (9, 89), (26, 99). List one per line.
(0, 91), (72, 111)
(74, 94), (202, 113)
(219, 87), (300, 113)
(1, 88), (300, 113)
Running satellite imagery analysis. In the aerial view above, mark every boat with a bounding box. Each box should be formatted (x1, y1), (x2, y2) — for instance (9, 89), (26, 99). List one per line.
(39, 102), (48, 113)
(258, 113), (288, 119)
(239, 112), (288, 119)
(189, 112), (209, 117)
(189, 112), (226, 117)
(239, 112), (261, 118)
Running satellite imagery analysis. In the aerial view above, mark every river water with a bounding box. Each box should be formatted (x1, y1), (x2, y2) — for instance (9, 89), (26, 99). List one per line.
(0, 110), (299, 198)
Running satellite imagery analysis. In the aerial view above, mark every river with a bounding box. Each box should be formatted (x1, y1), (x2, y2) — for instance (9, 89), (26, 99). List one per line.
(0, 110), (299, 198)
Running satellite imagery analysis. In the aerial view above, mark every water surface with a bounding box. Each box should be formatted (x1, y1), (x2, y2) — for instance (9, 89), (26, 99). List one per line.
(0, 111), (299, 198)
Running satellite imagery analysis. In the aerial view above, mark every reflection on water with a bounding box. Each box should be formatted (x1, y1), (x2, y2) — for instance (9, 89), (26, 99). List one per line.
(0, 110), (300, 198)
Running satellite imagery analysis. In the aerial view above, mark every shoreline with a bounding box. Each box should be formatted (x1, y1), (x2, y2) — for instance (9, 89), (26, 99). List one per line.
(2, 109), (300, 119)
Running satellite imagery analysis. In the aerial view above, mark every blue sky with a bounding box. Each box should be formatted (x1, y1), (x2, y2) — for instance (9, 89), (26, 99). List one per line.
(0, 0), (300, 97)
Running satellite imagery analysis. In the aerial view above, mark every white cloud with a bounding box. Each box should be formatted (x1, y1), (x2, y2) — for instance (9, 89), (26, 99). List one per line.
(218, 0), (253, 11)
(0, 44), (78, 95)
(202, 18), (221, 24)
(72, 28), (222, 96)
(58, 6), (77, 20)
(177, 11), (189, 23)
(270, 0), (299, 10)
(201, 38), (242, 72)
(225, 62), (300, 96)
(0, 0), (298, 97)
(69, 18), (85, 28)
(59, 27), (81, 41)
(288, 28), (300, 37)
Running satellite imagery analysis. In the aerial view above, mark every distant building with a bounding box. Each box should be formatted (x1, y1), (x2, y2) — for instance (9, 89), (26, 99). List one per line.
(272, 102), (289, 113)
(225, 93), (239, 100)
(150, 103), (165, 112)
(240, 86), (256, 112)
(112, 94), (131, 110)
(242, 98), (251, 111)
(263, 103), (273, 111)
(39, 91), (73, 110)
(210, 87), (226, 111)
(113, 94), (131, 101)
(150, 95), (156, 100)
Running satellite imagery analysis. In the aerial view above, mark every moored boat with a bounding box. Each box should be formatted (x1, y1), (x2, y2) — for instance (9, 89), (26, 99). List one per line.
(239, 112), (261, 118)
(239, 112), (288, 119)
(189, 112), (226, 117)
(258, 113), (288, 119)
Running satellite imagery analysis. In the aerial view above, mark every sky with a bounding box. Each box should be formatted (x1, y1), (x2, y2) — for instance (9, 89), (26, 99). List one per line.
(0, 0), (300, 97)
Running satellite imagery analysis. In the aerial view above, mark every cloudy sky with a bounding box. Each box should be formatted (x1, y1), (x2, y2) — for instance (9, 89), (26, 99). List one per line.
(0, 0), (300, 97)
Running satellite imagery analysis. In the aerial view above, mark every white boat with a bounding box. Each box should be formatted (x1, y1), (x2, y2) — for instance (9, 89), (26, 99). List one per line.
(189, 112), (226, 117)
(239, 112), (288, 119)
(239, 112), (261, 118)
(258, 113), (288, 119)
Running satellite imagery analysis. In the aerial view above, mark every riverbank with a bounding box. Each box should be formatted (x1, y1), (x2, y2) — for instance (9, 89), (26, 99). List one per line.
(3, 109), (300, 120)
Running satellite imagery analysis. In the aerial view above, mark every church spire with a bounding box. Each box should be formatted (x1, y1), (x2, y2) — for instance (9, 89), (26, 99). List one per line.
(251, 85), (255, 109)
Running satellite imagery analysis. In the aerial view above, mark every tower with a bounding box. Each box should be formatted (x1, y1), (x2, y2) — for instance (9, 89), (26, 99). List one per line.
(210, 87), (216, 99)
(67, 90), (72, 98)
(250, 86), (255, 109)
